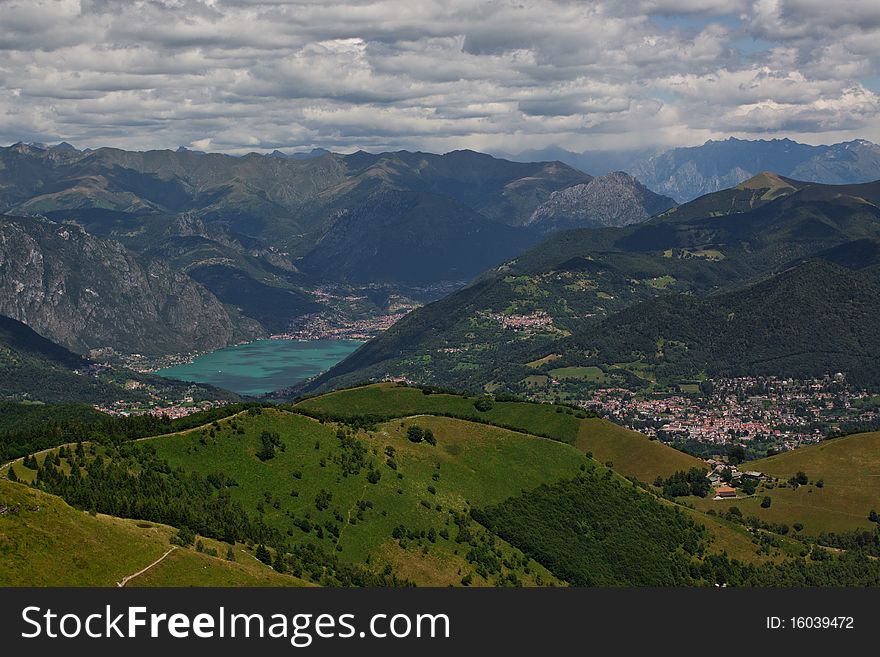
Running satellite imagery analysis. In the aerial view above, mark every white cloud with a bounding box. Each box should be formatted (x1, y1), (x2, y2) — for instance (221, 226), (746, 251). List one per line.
(0, 0), (876, 152)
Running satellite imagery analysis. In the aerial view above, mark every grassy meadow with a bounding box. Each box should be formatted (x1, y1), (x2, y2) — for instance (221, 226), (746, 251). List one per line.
(690, 431), (880, 534)
(0, 478), (307, 587)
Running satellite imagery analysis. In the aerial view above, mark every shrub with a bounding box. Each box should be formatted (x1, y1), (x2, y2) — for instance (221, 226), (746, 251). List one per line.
(473, 396), (495, 412)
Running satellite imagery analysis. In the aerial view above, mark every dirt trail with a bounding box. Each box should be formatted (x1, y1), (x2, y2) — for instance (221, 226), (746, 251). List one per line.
(117, 546), (178, 587)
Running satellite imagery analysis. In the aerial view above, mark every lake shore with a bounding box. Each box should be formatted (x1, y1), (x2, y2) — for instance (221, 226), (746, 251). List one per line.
(154, 338), (363, 396)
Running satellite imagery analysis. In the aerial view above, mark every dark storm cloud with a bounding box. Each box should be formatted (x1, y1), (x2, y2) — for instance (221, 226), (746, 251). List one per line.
(0, 0), (877, 153)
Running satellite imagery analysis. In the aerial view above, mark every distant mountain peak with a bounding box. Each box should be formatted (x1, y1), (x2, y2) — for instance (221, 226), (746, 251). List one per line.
(526, 170), (676, 232)
(268, 147), (332, 160)
(735, 171), (797, 192)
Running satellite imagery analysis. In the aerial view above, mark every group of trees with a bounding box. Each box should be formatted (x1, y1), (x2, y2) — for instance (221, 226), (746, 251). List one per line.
(473, 472), (708, 586)
(405, 425), (436, 445)
(0, 402), (270, 463)
(654, 468), (711, 498)
(34, 444), (278, 546)
(256, 430), (285, 461)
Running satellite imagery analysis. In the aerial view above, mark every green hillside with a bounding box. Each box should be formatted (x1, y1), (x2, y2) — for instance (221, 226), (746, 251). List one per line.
(69, 408), (580, 586)
(0, 478), (308, 587)
(691, 432), (880, 535)
(0, 314), (133, 403)
(573, 418), (704, 483)
(296, 383), (583, 441)
(0, 313), (242, 407)
(7, 386), (880, 586)
(0, 398), (761, 586)
(565, 260), (880, 387)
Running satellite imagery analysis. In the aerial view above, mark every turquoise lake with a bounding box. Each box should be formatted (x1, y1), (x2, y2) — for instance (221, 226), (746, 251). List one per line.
(156, 339), (362, 396)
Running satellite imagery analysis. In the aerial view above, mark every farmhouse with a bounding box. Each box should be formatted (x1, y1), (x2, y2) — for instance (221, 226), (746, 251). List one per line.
(715, 486), (737, 499)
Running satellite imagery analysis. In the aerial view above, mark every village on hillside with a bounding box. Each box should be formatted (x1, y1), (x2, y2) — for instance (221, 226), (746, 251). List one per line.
(578, 374), (879, 456)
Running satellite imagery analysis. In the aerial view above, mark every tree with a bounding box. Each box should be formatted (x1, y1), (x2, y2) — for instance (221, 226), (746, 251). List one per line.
(7, 466), (18, 482)
(761, 496), (772, 509)
(173, 526), (195, 547)
(315, 489), (333, 511)
(423, 429), (436, 446)
(473, 396), (494, 412)
(728, 446), (746, 465)
(255, 544), (272, 565)
(406, 426), (424, 443)
(257, 430), (284, 461)
(795, 471), (809, 486)
(226, 546), (236, 561)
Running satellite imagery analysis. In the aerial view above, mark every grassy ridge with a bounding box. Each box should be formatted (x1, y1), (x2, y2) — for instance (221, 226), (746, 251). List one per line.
(295, 383), (582, 442)
(12, 384), (874, 586)
(0, 478), (305, 586)
(295, 383), (699, 481)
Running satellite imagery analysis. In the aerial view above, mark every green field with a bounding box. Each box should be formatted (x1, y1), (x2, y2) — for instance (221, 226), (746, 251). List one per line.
(548, 366), (608, 383)
(526, 354), (561, 368)
(101, 407), (796, 580)
(127, 538), (316, 587)
(0, 478), (306, 586)
(295, 383), (701, 483)
(690, 432), (880, 534)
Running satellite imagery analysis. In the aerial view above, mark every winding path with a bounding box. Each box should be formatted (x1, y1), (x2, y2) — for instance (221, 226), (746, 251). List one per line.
(117, 546), (178, 587)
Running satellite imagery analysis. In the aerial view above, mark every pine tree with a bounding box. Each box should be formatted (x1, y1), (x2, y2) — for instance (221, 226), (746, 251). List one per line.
(255, 544), (272, 564)
(7, 466), (18, 482)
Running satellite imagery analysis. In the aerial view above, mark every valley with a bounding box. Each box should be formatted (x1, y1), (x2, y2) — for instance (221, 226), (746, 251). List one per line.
(3, 139), (880, 589)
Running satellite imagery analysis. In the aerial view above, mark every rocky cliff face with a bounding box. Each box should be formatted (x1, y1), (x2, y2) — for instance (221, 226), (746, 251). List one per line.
(526, 172), (676, 233)
(0, 215), (261, 355)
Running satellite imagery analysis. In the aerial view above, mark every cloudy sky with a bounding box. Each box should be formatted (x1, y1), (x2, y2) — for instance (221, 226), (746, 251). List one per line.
(1, 0), (879, 154)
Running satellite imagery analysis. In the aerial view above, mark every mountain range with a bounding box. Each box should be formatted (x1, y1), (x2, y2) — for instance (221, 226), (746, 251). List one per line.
(505, 137), (880, 203)
(296, 173), (880, 395)
(3, 137), (880, 368)
(0, 142), (669, 354)
(0, 214), (259, 355)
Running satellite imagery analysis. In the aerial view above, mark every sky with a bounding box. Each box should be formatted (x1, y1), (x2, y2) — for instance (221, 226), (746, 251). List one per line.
(1, 0), (879, 155)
